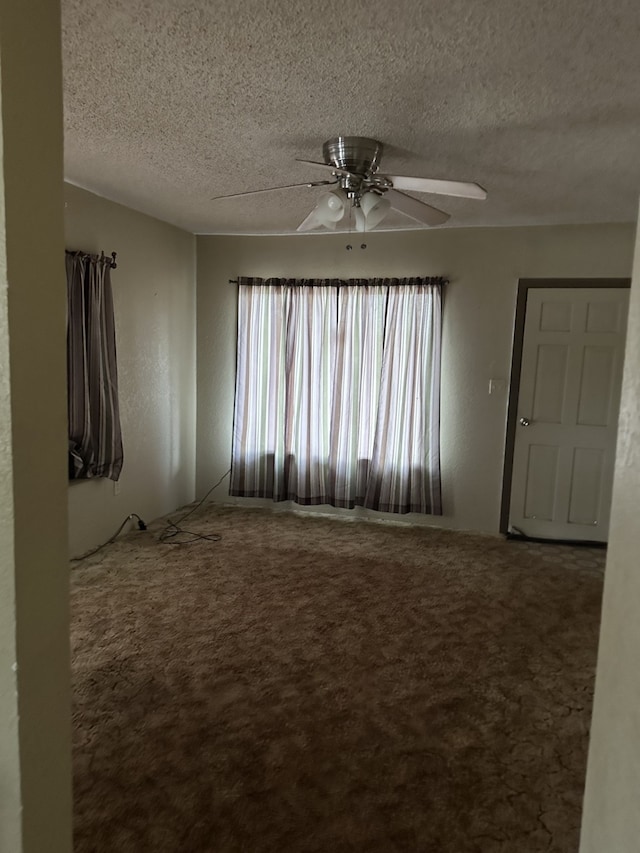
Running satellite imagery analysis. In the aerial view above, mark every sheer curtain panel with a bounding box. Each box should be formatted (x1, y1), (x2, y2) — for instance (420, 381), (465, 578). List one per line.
(66, 251), (123, 480)
(364, 284), (442, 513)
(230, 277), (443, 515)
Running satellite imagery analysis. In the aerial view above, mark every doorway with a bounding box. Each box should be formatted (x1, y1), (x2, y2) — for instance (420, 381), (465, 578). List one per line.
(501, 279), (630, 543)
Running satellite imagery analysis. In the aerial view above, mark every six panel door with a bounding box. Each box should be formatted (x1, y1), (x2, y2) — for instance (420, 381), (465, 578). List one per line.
(509, 287), (629, 542)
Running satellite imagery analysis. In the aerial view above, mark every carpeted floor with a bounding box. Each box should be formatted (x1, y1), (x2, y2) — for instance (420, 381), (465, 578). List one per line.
(71, 505), (605, 852)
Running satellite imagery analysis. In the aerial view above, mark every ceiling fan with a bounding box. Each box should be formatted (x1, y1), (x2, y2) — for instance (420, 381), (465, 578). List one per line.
(212, 136), (487, 232)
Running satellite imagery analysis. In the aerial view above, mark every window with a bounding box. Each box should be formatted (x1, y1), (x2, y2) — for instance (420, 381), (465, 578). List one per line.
(230, 277), (443, 515)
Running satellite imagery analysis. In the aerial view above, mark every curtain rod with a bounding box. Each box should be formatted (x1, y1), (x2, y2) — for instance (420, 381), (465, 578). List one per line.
(228, 276), (448, 286)
(66, 249), (118, 269)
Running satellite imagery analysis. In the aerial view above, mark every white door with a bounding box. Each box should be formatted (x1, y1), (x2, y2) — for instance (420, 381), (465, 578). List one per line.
(509, 287), (629, 542)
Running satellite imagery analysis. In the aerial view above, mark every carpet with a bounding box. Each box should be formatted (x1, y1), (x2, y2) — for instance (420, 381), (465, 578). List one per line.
(71, 505), (605, 852)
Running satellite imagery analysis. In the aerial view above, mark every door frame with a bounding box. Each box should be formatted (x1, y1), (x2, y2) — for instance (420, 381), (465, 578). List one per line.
(499, 277), (631, 537)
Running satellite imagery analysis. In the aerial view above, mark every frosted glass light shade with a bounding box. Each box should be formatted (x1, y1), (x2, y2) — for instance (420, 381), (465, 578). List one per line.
(315, 189), (348, 227)
(361, 191), (391, 229)
(354, 207), (366, 232)
(297, 208), (322, 231)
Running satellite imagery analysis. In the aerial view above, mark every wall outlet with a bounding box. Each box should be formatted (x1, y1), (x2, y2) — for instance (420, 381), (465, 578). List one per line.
(489, 378), (507, 395)
(113, 480), (121, 496)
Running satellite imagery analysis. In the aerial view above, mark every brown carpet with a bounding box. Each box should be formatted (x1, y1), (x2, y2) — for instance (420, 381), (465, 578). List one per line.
(71, 505), (605, 853)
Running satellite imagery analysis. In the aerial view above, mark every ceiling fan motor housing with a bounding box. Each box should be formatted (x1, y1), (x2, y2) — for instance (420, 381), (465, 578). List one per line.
(323, 136), (383, 177)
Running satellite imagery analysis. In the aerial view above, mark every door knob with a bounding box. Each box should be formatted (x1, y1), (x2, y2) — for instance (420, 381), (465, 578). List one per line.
(519, 417), (531, 426)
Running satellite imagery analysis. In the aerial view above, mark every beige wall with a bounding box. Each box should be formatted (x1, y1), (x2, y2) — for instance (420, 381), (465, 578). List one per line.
(580, 210), (640, 852)
(65, 184), (197, 557)
(0, 0), (72, 850)
(196, 224), (635, 533)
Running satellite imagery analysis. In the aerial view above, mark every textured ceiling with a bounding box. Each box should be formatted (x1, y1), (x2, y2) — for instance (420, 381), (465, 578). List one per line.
(62, 0), (640, 235)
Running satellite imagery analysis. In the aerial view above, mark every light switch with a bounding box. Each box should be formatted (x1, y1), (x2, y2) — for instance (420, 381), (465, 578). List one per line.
(489, 378), (507, 395)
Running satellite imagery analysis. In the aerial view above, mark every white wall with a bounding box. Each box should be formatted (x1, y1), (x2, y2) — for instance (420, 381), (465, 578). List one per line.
(0, 0), (72, 849)
(65, 184), (197, 557)
(580, 210), (640, 852)
(196, 224), (635, 534)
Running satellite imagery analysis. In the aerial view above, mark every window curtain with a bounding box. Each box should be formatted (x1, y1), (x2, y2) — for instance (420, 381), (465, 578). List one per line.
(230, 277), (442, 515)
(66, 251), (123, 480)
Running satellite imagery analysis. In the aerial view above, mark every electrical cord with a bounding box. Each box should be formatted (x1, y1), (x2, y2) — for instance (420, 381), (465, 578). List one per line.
(158, 468), (231, 545)
(71, 513), (147, 563)
(70, 469), (230, 561)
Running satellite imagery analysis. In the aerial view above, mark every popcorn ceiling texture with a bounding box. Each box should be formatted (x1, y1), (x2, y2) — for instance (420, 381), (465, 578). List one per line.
(62, 0), (640, 234)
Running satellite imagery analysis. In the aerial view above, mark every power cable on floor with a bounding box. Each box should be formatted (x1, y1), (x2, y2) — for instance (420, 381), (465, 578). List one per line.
(71, 513), (147, 564)
(158, 468), (231, 545)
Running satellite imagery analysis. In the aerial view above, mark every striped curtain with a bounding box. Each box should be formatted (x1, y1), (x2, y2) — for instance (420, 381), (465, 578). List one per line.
(364, 284), (442, 513)
(66, 251), (123, 481)
(329, 284), (387, 507)
(230, 277), (442, 515)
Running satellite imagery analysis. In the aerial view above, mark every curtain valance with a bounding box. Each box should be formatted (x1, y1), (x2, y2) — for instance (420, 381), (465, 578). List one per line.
(234, 276), (447, 288)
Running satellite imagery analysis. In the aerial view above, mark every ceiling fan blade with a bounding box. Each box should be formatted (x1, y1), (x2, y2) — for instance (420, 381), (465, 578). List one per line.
(295, 158), (354, 178)
(212, 180), (333, 200)
(387, 189), (450, 226)
(386, 175), (487, 200)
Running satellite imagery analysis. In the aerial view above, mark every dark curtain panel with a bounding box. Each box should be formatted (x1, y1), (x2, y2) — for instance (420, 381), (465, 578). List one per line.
(66, 251), (123, 481)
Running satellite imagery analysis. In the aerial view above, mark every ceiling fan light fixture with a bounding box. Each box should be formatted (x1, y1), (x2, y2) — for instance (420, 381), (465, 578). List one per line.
(360, 191), (391, 229)
(314, 188), (348, 227)
(296, 208), (322, 232)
